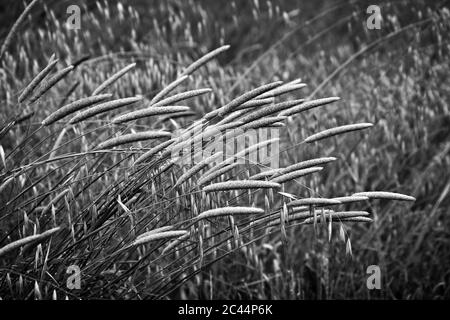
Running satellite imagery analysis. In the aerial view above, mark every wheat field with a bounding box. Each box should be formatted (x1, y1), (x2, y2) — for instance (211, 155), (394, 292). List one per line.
(0, 0), (449, 300)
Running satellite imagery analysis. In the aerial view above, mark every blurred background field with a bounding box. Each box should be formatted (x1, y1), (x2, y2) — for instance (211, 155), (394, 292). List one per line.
(0, 0), (449, 299)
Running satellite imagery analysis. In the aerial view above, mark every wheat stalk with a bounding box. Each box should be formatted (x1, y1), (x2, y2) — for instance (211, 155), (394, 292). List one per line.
(42, 94), (112, 126)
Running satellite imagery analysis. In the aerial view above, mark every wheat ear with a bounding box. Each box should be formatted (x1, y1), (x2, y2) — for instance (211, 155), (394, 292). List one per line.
(279, 97), (340, 117)
(92, 63), (136, 95)
(352, 191), (416, 201)
(42, 94), (112, 126)
(113, 106), (190, 124)
(203, 180), (281, 193)
(150, 75), (190, 104)
(181, 45), (230, 76)
(19, 58), (59, 103)
(29, 65), (74, 103)
(304, 123), (374, 143)
(0, 227), (61, 258)
(96, 130), (172, 150)
(69, 96), (142, 124)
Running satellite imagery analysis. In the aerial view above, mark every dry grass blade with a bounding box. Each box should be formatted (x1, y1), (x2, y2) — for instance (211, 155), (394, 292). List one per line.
(0, 0), (40, 61)
(352, 191), (416, 201)
(150, 75), (189, 104)
(92, 63), (136, 95)
(181, 45), (230, 76)
(288, 198), (341, 207)
(42, 94), (112, 126)
(69, 96), (142, 124)
(113, 106), (190, 124)
(131, 230), (188, 247)
(19, 58), (59, 103)
(203, 180), (281, 193)
(304, 123), (374, 143)
(0, 227), (61, 258)
(29, 66), (74, 103)
(279, 97), (340, 117)
(196, 207), (264, 221)
(96, 131), (172, 150)
(271, 166), (323, 183)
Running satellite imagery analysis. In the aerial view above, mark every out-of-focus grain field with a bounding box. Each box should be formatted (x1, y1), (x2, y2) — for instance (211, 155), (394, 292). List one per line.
(0, 0), (449, 299)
